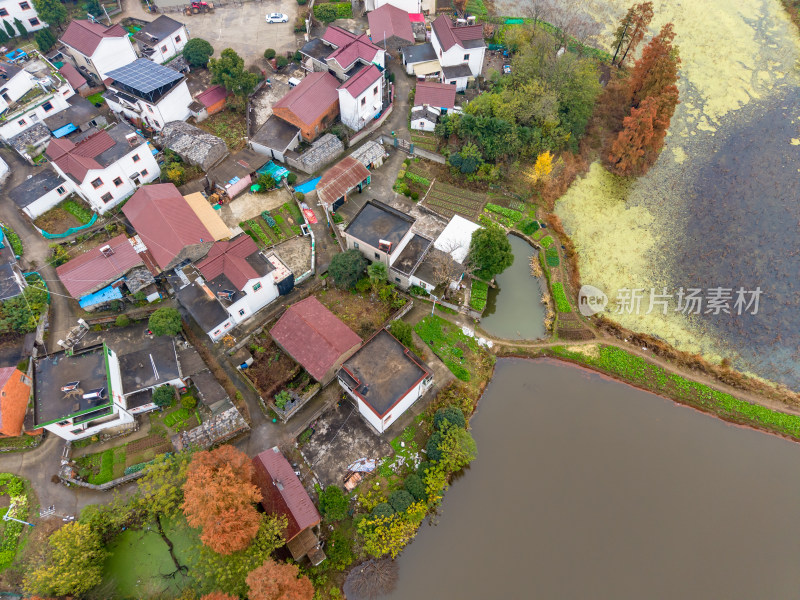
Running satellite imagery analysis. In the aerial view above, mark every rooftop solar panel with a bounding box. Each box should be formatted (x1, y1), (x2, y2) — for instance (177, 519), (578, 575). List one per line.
(107, 58), (183, 95)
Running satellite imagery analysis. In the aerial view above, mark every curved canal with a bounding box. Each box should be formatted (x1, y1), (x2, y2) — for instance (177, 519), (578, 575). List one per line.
(385, 359), (800, 599)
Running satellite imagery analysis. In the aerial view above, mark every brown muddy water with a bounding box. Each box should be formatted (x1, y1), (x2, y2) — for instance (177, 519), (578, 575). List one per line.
(384, 359), (800, 599)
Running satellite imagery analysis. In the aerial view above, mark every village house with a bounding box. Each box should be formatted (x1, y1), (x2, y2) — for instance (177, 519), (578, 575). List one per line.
(253, 447), (326, 565)
(117, 336), (185, 415)
(123, 183), (229, 272)
(0, 0), (48, 36)
(132, 15), (189, 64)
(299, 26), (385, 81)
(339, 328), (433, 434)
(410, 105), (439, 131)
(407, 213), (480, 291)
(159, 120), (228, 171)
(317, 155), (371, 216)
(0, 367), (33, 438)
(0, 52), (77, 142)
(430, 14), (485, 83)
(250, 115), (301, 163)
(402, 43), (439, 77)
(104, 58), (193, 131)
(367, 4), (415, 52)
(45, 122), (160, 213)
(271, 71), (340, 142)
(413, 80), (457, 112)
(9, 167), (70, 219)
(188, 84), (229, 122)
(58, 63), (90, 95)
(43, 95), (107, 139)
(270, 296), (362, 384)
(55, 234), (156, 311)
(59, 19), (138, 83)
(206, 148), (270, 199)
(337, 64), (385, 132)
(350, 140), (387, 169)
(343, 199), (416, 266)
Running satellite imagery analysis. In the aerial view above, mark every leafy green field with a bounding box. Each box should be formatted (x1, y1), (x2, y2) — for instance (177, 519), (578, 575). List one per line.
(415, 315), (481, 381)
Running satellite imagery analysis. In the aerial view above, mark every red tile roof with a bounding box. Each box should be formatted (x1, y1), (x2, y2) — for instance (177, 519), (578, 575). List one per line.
(56, 234), (143, 298)
(317, 156), (371, 207)
(328, 33), (381, 70)
(45, 130), (117, 181)
(196, 84), (229, 109)
(122, 184), (213, 271)
(322, 25), (359, 48)
(338, 64), (382, 98)
(273, 71), (340, 127)
(368, 4), (414, 45)
(253, 446), (321, 543)
(431, 14), (484, 51)
(60, 20), (128, 56)
(59, 63), (87, 90)
(0, 367), (30, 437)
(270, 296), (361, 381)
(414, 80), (457, 109)
(196, 235), (260, 291)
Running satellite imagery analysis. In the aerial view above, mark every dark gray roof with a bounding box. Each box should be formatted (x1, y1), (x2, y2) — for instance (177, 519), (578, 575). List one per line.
(411, 106), (438, 123)
(118, 336), (180, 395)
(191, 369), (228, 406)
(44, 95), (102, 131)
(107, 58), (184, 103)
(9, 169), (66, 208)
(442, 63), (472, 78)
(345, 200), (415, 251)
(73, 122), (143, 168)
(126, 388), (153, 409)
(339, 329), (430, 417)
(160, 120), (228, 171)
(133, 15), (184, 47)
(0, 263), (23, 300)
(402, 42), (436, 64)
(252, 116), (300, 152)
(462, 38), (485, 49)
(207, 148), (268, 188)
(168, 272), (230, 333)
(390, 234), (432, 276)
(176, 345), (206, 377)
(8, 123), (51, 153)
(300, 38), (334, 62)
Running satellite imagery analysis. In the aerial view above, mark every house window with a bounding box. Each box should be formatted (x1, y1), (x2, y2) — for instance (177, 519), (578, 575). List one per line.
(17, 119), (25, 126)
(361, 97), (366, 106)
(373, 85), (378, 94)
(374, 252), (380, 259)
(161, 45), (168, 53)
(147, 105), (153, 113)
(56, 185), (66, 195)
(132, 154), (140, 162)
(29, 17), (39, 26)
(91, 177), (103, 189)
(395, 277), (400, 283)
(353, 242), (359, 249)
(140, 169), (149, 177)
(253, 282), (262, 292)
(42, 101), (53, 112)
(224, 322), (231, 329)
(463, 53), (470, 61)
(175, 35), (182, 43)
(113, 177), (123, 187)
(238, 309), (245, 316)
(152, 120), (160, 128)
(213, 329), (221, 336)
(100, 192), (113, 203)
(30, 114), (38, 121)
(19, 1), (30, 9)
(0, 9), (8, 16)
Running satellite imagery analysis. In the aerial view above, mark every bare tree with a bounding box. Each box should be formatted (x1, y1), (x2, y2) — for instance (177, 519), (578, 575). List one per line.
(523, 0), (553, 33)
(426, 241), (473, 299)
(547, 0), (601, 54)
(343, 559), (399, 600)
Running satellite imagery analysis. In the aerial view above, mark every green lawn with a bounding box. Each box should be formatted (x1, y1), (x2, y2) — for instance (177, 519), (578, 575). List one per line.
(414, 315), (481, 381)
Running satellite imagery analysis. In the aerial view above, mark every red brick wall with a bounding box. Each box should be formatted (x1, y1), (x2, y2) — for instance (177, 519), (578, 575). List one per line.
(273, 101), (340, 142)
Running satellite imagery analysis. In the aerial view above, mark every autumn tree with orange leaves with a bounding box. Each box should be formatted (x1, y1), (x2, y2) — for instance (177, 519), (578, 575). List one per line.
(183, 445), (262, 554)
(246, 560), (314, 600)
(607, 23), (680, 176)
(611, 2), (654, 66)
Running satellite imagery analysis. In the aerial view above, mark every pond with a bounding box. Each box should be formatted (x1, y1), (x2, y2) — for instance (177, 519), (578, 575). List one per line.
(479, 235), (547, 340)
(385, 359), (800, 599)
(102, 518), (195, 599)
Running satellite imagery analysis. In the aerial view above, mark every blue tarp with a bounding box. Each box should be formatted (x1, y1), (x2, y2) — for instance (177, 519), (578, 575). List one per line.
(294, 177), (321, 194)
(52, 123), (78, 138)
(5, 49), (26, 62)
(79, 284), (122, 309)
(257, 161), (290, 181)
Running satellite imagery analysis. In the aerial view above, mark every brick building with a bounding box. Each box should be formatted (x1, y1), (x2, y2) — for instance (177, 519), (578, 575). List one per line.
(272, 72), (340, 142)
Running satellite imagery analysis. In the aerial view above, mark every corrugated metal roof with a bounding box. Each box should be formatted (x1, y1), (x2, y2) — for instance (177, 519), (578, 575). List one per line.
(273, 71), (340, 127)
(196, 235), (260, 291)
(45, 129), (117, 181)
(183, 192), (231, 241)
(414, 80), (456, 109)
(59, 63), (87, 89)
(270, 296), (361, 381)
(56, 234), (143, 298)
(196, 84), (229, 108)
(322, 25), (359, 48)
(328, 34), (381, 70)
(253, 446), (321, 544)
(317, 156), (370, 207)
(60, 20), (128, 56)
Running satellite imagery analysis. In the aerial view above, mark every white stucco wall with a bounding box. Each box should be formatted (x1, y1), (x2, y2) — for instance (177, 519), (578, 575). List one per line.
(411, 117), (435, 131)
(149, 80), (192, 130)
(227, 275), (280, 324)
(0, 89), (72, 141)
(208, 317), (235, 341)
(144, 25), (189, 63)
(22, 183), (70, 219)
(91, 36), (139, 79)
(351, 374), (432, 433)
(0, 0), (47, 34)
(338, 76), (383, 132)
(372, 0), (421, 13)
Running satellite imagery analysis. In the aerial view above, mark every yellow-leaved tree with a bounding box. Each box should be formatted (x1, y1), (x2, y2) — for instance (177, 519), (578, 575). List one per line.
(531, 151), (554, 183)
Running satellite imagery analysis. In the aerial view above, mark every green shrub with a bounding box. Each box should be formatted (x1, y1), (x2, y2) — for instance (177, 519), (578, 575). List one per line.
(313, 3), (338, 22)
(295, 191), (305, 201)
(470, 280), (488, 312)
(411, 191), (419, 201)
(539, 235), (554, 248)
(397, 170), (406, 179)
(371, 502), (395, 519)
(293, 50), (303, 62)
(287, 172), (297, 185)
(274, 390), (291, 410)
(336, 2), (352, 17)
(389, 320), (414, 349)
(408, 285), (429, 297)
(551, 282), (571, 313)
(426, 431), (444, 461)
(355, 277), (371, 293)
(180, 396), (197, 410)
(319, 485), (349, 521)
(434, 406), (466, 431)
(152, 385), (175, 408)
(417, 461), (431, 481)
(264, 48), (276, 60)
(388, 489), (415, 513)
(114, 315), (130, 328)
(520, 219), (540, 235)
(404, 474), (427, 502)
(276, 55), (289, 68)
(1, 226), (23, 257)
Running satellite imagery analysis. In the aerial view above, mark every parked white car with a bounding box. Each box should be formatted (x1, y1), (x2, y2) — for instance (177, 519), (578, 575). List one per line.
(265, 12), (289, 23)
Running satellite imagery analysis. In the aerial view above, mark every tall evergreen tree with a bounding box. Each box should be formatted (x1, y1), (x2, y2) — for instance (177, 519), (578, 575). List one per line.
(13, 17), (27, 38)
(614, 2), (653, 66)
(4, 20), (16, 38)
(607, 96), (658, 176)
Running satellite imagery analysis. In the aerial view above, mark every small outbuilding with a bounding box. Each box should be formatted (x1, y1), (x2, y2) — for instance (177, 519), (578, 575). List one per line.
(159, 120), (228, 171)
(250, 116), (301, 163)
(368, 4), (415, 52)
(316, 156), (371, 213)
